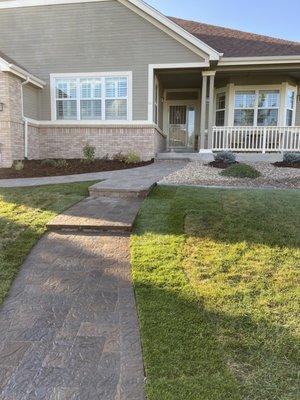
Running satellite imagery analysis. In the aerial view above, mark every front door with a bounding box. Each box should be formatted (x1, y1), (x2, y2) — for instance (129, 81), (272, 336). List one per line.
(167, 104), (197, 150)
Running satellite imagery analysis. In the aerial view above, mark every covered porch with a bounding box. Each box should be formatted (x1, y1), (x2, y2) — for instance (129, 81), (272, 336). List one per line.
(151, 63), (300, 156)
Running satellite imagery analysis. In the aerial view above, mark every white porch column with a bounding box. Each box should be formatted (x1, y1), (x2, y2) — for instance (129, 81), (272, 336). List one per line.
(199, 74), (207, 151)
(207, 71), (216, 150)
(199, 70), (216, 152)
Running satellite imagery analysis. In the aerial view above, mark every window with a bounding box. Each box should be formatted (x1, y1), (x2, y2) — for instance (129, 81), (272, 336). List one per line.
(234, 91), (255, 126)
(257, 90), (279, 126)
(234, 90), (279, 126)
(286, 89), (295, 126)
(53, 73), (130, 121)
(80, 78), (102, 120)
(56, 79), (77, 120)
(215, 92), (226, 126)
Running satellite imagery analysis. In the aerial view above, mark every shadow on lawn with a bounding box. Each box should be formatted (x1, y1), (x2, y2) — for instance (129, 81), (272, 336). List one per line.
(137, 185), (300, 249)
(135, 280), (299, 400)
(0, 210), (298, 399)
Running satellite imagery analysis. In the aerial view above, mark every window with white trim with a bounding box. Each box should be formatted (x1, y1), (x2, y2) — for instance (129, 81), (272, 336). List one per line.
(257, 90), (279, 126)
(234, 90), (280, 126)
(54, 74), (130, 121)
(215, 92), (226, 126)
(285, 89), (295, 126)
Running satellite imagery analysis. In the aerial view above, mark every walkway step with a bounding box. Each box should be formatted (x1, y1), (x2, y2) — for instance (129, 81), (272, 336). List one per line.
(47, 196), (143, 232)
(89, 185), (155, 199)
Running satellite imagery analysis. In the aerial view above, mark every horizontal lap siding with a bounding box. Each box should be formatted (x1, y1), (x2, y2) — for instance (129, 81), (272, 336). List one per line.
(23, 85), (40, 120)
(0, 0), (203, 121)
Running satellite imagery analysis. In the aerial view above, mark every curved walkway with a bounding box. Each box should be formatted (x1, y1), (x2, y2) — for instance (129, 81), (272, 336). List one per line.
(0, 161), (187, 188)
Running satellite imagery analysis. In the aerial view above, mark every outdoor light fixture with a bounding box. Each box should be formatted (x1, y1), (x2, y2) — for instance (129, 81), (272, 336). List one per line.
(0, 102), (4, 112)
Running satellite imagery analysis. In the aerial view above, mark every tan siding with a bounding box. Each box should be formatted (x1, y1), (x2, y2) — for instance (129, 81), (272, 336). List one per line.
(23, 84), (40, 120)
(0, 1), (203, 121)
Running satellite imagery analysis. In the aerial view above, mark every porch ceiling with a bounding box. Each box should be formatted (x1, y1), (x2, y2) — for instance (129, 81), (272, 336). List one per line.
(156, 66), (300, 90)
(156, 69), (203, 89)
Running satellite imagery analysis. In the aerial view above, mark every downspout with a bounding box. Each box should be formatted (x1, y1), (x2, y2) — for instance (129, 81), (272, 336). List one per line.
(21, 77), (30, 159)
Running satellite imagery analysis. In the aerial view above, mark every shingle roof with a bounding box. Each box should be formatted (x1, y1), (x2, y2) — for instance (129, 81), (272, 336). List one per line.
(169, 17), (300, 57)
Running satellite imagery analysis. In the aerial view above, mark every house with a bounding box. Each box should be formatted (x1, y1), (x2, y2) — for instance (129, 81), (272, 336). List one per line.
(0, 0), (300, 168)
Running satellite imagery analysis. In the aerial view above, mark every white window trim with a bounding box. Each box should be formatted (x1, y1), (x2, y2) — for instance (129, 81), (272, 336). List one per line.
(227, 83), (297, 127)
(214, 87), (228, 126)
(154, 75), (159, 125)
(285, 85), (297, 126)
(50, 71), (132, 122)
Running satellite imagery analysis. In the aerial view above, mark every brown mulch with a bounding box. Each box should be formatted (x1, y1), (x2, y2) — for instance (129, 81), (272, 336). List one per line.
(208, 161), (238, 169)
(0, 159), (153, 179)
(273, 162), (300, 169)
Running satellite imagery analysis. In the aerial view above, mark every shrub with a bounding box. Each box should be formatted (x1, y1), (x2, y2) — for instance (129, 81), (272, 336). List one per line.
(82, 144), (96, 164)
(112, 152), (126, 163)
(41, 159), (57, 167)
(214, 151), (236, 165)
(221, 163), (261, 179)
(56, 159), (68, 169)
(283, 152), (300, 165)
(13, 160), (24, 171)
(123, 151), (141, 165)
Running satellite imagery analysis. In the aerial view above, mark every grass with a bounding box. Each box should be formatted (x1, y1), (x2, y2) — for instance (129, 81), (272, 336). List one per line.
(221, 163), (261, 179)
(0, 181), (95, 304)
(131, 185), (300, 400)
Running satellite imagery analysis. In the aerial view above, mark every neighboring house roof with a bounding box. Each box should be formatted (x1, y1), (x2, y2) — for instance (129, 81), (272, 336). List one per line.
(0, 50), (45, 88)
(169, 17), (300, 58)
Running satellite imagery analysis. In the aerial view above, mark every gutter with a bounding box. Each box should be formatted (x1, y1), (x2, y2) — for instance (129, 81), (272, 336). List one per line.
(21, 77), (30, 159)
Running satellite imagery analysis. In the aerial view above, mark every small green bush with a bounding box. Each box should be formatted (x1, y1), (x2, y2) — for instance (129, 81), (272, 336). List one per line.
(82, 144), (96, 164)
(283, 152), (300, 165)
(41, 159), (57, 167)
(13, 160), (24, 171)
(56, 159), (68, 169)
(124, 151), (141, 165)
(214, 151), (236, 165)
(221, 163), (261, 179)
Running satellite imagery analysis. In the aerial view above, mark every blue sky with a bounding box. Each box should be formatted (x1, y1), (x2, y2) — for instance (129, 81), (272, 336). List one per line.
(146, 0), (300, 42)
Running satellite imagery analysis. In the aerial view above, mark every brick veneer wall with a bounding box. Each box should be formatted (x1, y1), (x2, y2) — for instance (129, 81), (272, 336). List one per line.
(0, 71), (24, 167)
(27, 124), (166, 161)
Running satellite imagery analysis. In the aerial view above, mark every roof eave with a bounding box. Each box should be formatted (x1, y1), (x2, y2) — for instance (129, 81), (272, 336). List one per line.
(219, 55), (300, 66)
(124, 0), (221, 60)
(0, 58), (45, 88)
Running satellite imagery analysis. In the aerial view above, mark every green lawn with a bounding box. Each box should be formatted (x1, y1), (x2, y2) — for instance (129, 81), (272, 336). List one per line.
(131, 186), (300, 400)
(0, 182), (95, 304)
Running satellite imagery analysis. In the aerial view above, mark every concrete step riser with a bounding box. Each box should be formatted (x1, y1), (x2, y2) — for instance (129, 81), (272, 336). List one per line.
(47, 226), (132, 233)
(89, 189), (150, 199)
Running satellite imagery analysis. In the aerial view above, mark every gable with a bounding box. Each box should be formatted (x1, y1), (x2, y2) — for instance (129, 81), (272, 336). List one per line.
(0, 0), (206, 80)
(0, 0), (220, 61)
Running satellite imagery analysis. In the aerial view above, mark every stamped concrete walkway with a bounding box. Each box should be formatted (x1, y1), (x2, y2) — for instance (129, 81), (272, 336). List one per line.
(0, 161), (188, 399)
(0, 232), (145, 400)
(0, 161), (186, 188)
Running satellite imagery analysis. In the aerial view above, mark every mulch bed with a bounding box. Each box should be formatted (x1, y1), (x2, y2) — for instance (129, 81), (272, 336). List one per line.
(273, 162), (300, 169)
(208, 161), (238, 169)
(0, 159), (153, 179)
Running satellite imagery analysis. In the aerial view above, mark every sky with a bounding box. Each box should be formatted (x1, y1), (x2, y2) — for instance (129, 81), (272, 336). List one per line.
(146, 0), (300, 42)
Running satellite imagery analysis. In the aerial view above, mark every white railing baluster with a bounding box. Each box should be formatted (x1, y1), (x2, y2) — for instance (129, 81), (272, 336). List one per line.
(212, 126), (300, 152)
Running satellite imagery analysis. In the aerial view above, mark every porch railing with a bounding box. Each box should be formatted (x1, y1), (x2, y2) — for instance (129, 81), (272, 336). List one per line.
(212, 126), (300, 153)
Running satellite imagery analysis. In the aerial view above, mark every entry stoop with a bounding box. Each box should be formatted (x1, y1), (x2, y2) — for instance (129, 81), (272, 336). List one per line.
(47, 196), (143, 233)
